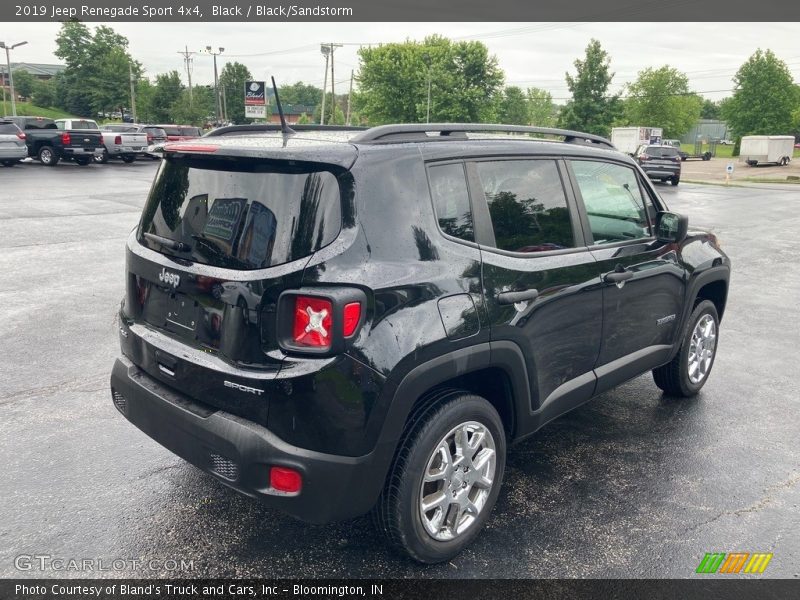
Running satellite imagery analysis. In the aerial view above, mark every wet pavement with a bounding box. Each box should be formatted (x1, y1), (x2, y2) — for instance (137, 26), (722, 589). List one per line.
(0, 160), (798, 578)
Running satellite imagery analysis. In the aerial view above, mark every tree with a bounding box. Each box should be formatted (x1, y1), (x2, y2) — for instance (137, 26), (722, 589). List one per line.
(32, 79), (57, 107)
(219, 61), (253, 124)
(559, 39), (621, 137)
(500, 86), (529, 125)
(313, 93), (346, 124)
(623, 66), (702, 138)
(11, 69), (36, 99)
(701, 98), (721, 120)
(279, 81), (323, 107)
(356, 35), (504, 124)
(54, 22), (141, 116)
(722, 49), (798, 138)
(527, 87), (556, 127)
(149, 71), (183, 123)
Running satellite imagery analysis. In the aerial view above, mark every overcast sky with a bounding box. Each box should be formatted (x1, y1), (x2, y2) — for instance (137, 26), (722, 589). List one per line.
(4, 22), (799, 101)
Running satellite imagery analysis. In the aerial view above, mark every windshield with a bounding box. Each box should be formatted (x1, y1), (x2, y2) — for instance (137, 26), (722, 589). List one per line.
(139, 157), (343, 270)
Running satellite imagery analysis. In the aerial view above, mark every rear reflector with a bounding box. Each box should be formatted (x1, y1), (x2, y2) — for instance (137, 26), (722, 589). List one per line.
(293, 296), (333, 348)
(270, 466), (302, 493)
(343, 302), (361, 337)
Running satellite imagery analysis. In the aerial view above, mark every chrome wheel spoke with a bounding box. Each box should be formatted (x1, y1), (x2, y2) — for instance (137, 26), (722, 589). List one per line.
(421, 490), (449, 513)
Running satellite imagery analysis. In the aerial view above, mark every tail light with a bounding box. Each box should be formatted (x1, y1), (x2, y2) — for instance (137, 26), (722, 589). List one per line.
(16, 131), (25, 140)
(114, 135), (122, 145)
(638, 154), (649, 161)
(61, 132), (71, 146)
(146, 134), (153, 143)
(276, 287), (367, 355)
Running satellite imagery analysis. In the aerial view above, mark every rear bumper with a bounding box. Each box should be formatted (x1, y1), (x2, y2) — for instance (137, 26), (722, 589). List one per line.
(0, 147), (26, 159)
(110, 356), (385, 523)
(642, 167), (680, 179)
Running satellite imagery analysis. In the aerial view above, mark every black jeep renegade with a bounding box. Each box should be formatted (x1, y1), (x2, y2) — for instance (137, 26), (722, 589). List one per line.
(110, 123), (730, 563)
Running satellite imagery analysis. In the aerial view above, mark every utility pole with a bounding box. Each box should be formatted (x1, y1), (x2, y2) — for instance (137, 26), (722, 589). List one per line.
(329, 43), (342, 124)
(346, 69), (353, 126)
(1, 40), (28, 117)
(221, 86), (228, 123)
(178, 45), (195, 105)
(128, 62), (137, 123)
(206, 46), (224, 124)
(320, 44), (330, 125)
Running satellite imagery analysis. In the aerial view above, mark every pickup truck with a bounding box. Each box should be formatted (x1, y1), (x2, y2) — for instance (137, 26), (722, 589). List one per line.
(3, 116), (103, 166)
(56, 119), (148, 164)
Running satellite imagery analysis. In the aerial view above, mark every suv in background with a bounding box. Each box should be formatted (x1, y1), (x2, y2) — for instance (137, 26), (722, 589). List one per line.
(110, 123), (729, 563)
(156, 124), (202, 142)
(0, 119), (28, 166)
(663, 138), (688, 161)
(635, 143), (682, 185)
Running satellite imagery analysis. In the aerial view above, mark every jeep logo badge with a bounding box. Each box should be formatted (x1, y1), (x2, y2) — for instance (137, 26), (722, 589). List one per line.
(158, 268), (180, 288)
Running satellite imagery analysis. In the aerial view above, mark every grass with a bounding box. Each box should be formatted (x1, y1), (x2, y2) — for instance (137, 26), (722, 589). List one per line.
(681, 143), (800, 159)
(1, 101), (76, 120)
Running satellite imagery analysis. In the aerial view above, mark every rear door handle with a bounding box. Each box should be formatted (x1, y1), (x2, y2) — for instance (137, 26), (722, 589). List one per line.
(497, 288), (539, 305)
(603, 269), (634, 284)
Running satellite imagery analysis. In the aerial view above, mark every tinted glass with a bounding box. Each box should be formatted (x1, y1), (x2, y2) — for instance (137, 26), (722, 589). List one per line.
(571, 160), (651, 244)
(69, 120), (99, 129)
(0, 123), (19, 134)
(161, 126), (181, 135)
(180, 127), (202, 136)
(647, 146), (679, 158)
(144, 127), (167, 137)
(139, 158), (343, 270)
(104, 125), (137, 132)
(476, 160), (574, 253)
(428, 163), (473, 242)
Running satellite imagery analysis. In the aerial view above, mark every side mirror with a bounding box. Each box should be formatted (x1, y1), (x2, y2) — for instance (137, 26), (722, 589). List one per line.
(656, 211), (689, 243)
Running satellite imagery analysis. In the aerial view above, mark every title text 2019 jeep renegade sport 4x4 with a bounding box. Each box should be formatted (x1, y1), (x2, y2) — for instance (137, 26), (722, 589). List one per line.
(110, 123), (730, 563)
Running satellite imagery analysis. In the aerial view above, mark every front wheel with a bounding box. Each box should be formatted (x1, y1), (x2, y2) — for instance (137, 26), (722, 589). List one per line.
(653, 300), (719, 397)
(671, 176), (680, 186)
(121, 155), (136, 163)
(373, 391), (506, 563)
(2, 160), (16, 167)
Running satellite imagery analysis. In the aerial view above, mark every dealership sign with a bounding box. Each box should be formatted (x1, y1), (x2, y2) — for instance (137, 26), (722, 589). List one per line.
(245, 81), (267, 119)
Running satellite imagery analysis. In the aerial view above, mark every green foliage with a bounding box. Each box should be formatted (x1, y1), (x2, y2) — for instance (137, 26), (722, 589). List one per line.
(500, 86), (529, 125)
(623, 66), (702, 138)
(219, 61), (253, 124)
(11, 69), (36, 99)
(31, 79), (57, 108)
(6, 101), (75, 119)
(170, 89), (208, 126)
(297, 113), (312, 125)
(148, 71), (183, 123)
(722, 49), (798, 137)
(558, 39), (621, 137)
(526, 87), (557, 127)
(313, 93), (345, 124)
(279, 81), (323, 107)
(54, 22), (141, 117)
(701, 98), (721, 120)
(356, 35), (504, 124)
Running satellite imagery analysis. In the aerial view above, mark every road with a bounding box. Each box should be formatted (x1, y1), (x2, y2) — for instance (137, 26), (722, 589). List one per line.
(1, 160), (798, 578)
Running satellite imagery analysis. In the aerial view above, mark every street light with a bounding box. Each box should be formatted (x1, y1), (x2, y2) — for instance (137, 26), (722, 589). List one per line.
(205, 46), (224, 124)
(1, 40), (28, 117)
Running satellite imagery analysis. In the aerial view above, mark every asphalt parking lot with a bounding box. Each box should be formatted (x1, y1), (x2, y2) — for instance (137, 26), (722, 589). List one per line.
(1, 159), (798, 578)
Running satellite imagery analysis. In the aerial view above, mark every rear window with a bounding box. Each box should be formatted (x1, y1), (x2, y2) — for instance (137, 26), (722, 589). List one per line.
(139, 157), (343, 270)
(104, 125), (136, 132)
(0, 123), (20, 134)
(66, 120), (99, 129)
(25, 118), (56, 129)
(143, 128), (167, 137)
(180, 127), (202, 137)
(161, 126), (181, 135)
(646, 146), (679, 158)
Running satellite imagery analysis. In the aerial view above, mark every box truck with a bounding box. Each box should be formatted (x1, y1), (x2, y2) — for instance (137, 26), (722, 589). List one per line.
(739, 135), (794, 166)
(610, 127), (663, 155)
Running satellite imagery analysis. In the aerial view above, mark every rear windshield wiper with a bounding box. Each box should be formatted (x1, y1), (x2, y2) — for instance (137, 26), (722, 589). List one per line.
(143, 232), (190, 252)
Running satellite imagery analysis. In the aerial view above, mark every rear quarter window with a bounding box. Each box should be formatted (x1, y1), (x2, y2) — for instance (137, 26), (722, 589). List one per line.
(0, 123), (20, 134)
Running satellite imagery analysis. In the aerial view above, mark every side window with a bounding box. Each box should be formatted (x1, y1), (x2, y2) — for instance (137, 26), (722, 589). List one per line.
(428, 162), (474, 242)
(475, 159), (574, 253)
(55, 121), (65, 130)
(571, 160), (651, 244)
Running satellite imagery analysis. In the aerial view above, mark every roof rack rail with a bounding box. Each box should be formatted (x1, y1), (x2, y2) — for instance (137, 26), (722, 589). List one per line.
(349, 123), (615, 149)
(205, 124), (368, 137)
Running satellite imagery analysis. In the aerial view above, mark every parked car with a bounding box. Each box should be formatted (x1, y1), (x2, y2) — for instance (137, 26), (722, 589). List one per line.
(718, 139), (734, 145)
(133, 125), (169, 159)
(662, 138), (689, 161)
(3, 116), (102, 166)
(634, 144), (682, 185)
(110, 123), (730, 563)
(82, 122), (149, 164)
(155, 124), (203, 142)
(0, 119), (28, 166)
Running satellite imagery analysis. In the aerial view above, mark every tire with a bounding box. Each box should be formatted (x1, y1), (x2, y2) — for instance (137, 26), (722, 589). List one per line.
(94, 149), (109, 164)
(74, 156), (91, 166)
(653, 300), (719, 397)
(38, 146), (59, 166)
(373, 390), (506, 563)
(671, 177), (680, 186)
(121, 155), (136, 163)
(2, 160), (16, 167)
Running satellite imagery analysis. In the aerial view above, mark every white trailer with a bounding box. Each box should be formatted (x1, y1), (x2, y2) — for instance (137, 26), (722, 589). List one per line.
(610, 127), (663, 155)
(739, 135), (794, 166)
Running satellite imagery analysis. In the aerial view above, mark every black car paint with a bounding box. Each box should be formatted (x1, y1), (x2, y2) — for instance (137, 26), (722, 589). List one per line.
(111, 132), (730, 523)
